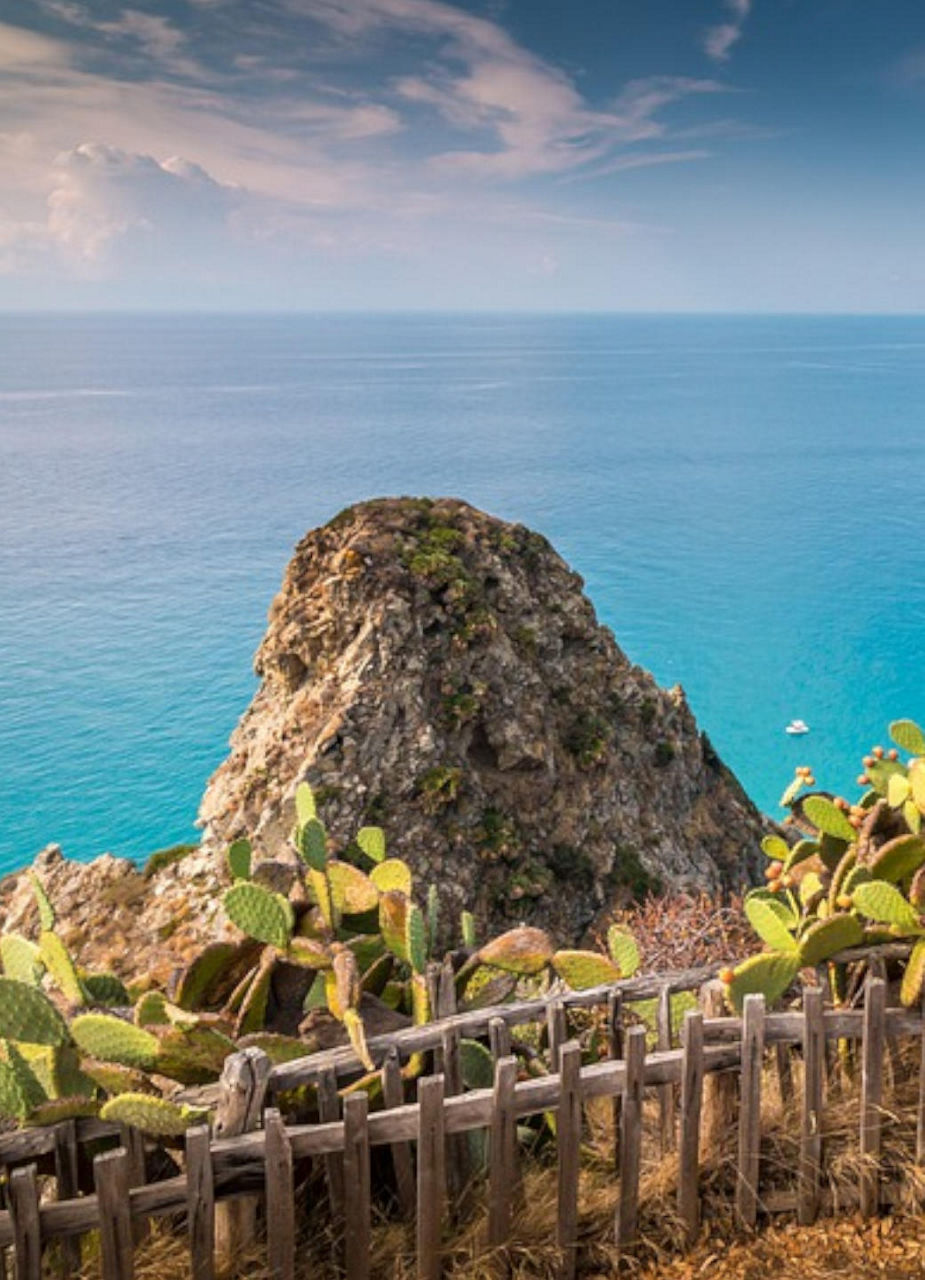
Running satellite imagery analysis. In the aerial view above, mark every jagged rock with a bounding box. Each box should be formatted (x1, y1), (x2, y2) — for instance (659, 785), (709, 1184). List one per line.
(199, 497), (766, 943)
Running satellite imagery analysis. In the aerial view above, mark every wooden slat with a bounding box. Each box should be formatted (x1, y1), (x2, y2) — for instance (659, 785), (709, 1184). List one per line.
(52, 1121), (81, 1277)
(798, 986), (825, 1225)
(487, 1056), (518, 1248)
(94, 1148), (135, 1280)
(416, 1075), (446, 1280)
(774, 1042), (794, 1106)
(860, 976), (886, 1216)
(121, 1126), (147, 1247)
(381, 1046), (415, 1218)
(735, 993), (765, 1230)
(656, 984), (676, 1154)
(700, 981), (737, 1159)
(607, 991), (623, 1169)
(556, 1041), (582, 1280)
(489, 1016), (511, 1061)
(213, 1048), (271, 1270)
(265, 1109), (295, 1280)
(677, 1010), (704, 1244)
(547, 1001), (567, 1071)
(616, 1025), (646, 1255)
(343, 1093), (371, 1280)
(185, 1125), (215, 1280)
(8, 1165), (41, 1280)
(317, 1066), (345, 1217)
(441, 1024), (470, 1208)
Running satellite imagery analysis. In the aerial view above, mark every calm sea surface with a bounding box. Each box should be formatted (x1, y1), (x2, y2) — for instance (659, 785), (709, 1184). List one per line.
(1, 312), (924, 874)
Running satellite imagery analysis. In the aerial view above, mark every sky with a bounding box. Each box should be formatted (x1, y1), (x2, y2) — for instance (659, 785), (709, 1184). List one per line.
(0, 0), (924, 310)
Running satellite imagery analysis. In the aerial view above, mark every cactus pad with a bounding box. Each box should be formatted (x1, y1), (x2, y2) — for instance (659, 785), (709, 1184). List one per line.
(460, 1039), (494, 1090)
(889, 719), (925, 757)
(607, 927), (641, 977)
(173, 942), (242, 1011)
(327, 861), (379, 915)
(852, 880), (921, 934)
(551, 950), (621, 989)
(460, 911), (477, 948)
(153, 1024), (235, 1085)
(227, 838), (252, 881)
(761, 834), (790, 861)
(82, 1058), (156, 1096)
(295, 781), (317, 825)
(234, 962), (272, 1038)
(71, 1014), (160, 1069)
(477, 927), (554, 975)
(910, 760), (925, 815)
(406, 904), (427, 975)
(224, 882), (294, 949)
(868, 834), (925, 884)
(308, 868), (339, 932)
(744, 898), (798, 952)
(26, 1097), (100, 1126)
(0, 934), (43, 986)
(297, 818), (328, 871)
(380, 890), (411, 961)
(370, 859), (413, 896)
(29, 873), (55, 930)
(100, 1093), (208, 1136)
(342, 1007), (374, 1071)
(725, 952), (799, 1013)
(237, 1033), (313, 1064)
(38, 932), (85, 1005)
(287, 937), (332, 969)
(0, 1042), (46, 1118)
(0, 977), (70, 1046)
(356, 826), (386, 864)
(135, 992), (170, 1025)
(798, 914), (864, 965)
(81, 972), (131, 1007)
(802, 796), (856, 843)
(901, 937), (925, 1007)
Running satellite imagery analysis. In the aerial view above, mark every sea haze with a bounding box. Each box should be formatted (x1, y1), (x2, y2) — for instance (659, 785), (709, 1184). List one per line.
(1, 312), (923, 874)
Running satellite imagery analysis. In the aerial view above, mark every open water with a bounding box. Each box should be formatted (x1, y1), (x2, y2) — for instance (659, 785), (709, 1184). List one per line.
(1, 312), (924, 874)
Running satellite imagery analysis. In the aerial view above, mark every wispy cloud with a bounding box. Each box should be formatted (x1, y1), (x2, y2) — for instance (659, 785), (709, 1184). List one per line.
(704, 0), (752, 62)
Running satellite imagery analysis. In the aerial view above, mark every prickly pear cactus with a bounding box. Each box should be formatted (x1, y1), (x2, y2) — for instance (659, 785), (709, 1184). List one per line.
(0, 978), (70, 1046)
(223, 881), (294, 949)
(100, 1093), (208, 1136)
(70, 1014), (160, 1069)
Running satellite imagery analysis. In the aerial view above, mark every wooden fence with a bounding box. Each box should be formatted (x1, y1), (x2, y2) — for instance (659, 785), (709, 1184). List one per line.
(1, 970), (924, 1280)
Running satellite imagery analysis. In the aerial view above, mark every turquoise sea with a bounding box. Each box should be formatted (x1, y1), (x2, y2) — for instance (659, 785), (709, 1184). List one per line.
(1, 313), (924, 875)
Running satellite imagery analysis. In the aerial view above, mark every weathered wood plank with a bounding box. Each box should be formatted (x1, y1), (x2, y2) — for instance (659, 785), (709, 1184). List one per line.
(488, 1016), (511, 1062)
(700, 981), (737, 1160)
(735, 993), (765, 1230)
(264, 1109), (295, 1280)
(213, 1047), (271, 1270)
(860, 976), (886, 1217)
(656, 984), (676, 1154)
(343, 1093), (371, 1280)
(441, 1024), (470, 1209)
(8, 1165), (41, 1280)
(51, 1121), (81, 1276)
(381, 1046), (415, 1218)
(616, 1026), (646, 1256)
(547, 1001), (567, 1072)
(798, 986), (825, 1226)
(556, 1042), (582, 1280)
(185, 1125), (215, 1280)
(417, 1075), (446, 1280)
(607, 991), (623, 1170)
(677, 1010), (704, 1244)
(317, 1066), (345, 1218)
(487, 1056), (518, 1248)
(94, 1148), (135, 1280)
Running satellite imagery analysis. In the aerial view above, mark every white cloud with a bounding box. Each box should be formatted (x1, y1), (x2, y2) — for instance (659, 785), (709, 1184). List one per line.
(704, 0), (752, 62)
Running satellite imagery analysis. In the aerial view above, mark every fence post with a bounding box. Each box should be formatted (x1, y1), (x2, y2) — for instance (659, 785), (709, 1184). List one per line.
(489, 1015), (511, 1062)
(656, 983), (676, 1154)
(52, 1120), (81, 1275)
(94, 1147), (135, 1280)
(441, 1024), (470, 1211)
(213, 1047), (271, 1271)
(798, 986), (825, 1225)
(860, 975), (886, 1216)
(677, 1010), (704, 1244)
(547, 1000), (567, 1071)
(487, 1055), (518, 1248)
(735, 993), (765, 1230)
(382, 1045), (415, 1218)
(343, 1092), (371, 1280)
(317, 1065), (345, 1218)
(700, 979), (736, 1158)
(616, 1024), (646, 1257)
(8, 1164), (41, 1280)
(417, 1074), (446, 1280)
(264, 1109), (295, 1280)
(607, 991), (623, 1170)
(556, 1041), (582, 1280)
(186, 1124), (215, 1280)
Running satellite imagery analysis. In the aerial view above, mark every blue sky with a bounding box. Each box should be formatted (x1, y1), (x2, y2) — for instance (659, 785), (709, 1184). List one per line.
(1, 0), (923, 309)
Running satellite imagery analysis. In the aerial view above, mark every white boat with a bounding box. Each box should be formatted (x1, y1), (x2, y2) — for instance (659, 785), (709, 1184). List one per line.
(786, 719), (809, 735)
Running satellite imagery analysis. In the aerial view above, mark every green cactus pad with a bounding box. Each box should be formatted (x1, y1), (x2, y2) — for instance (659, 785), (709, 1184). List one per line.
(135, 991), (170, 1025)
(235, 963), (272, 1038)
(0, 977), (69, 1046)
(607, 926), (641, 977)
(0, 934), (43, 986)
(82, 1058), (156, 1096)
(904, 800), (922, 834)
(887, 773), (911, 809)
(761, 834), (790, 861)
(724, 952), (800, 1014)
(26, 1097), (100, 1126)
(477, 926), (554, 976)
(51, 1044), (94, 1099)
(286, 937), (332, 968)
(153, 1024), (235, 1085)
(347, 935), (385, 973)
(100, 1093), (208, 1137)
(817, 832), (850, 872)
(909, 760), (925, 815)
(426, 884), (440, 950)
(799, 872), (825, 909)
(901, 937), (925, 1007)
(411, 972), (430, 1025)
(828, 848), (857, 911)
(328, 861), (379, 915)
(779, 776), (806, 809)
(784, 839), (820, 873)
(295, 781), (317, 825)
(37, 931), (85, 1005)
(0, 1041), (47, 1116)
(29, 873), (55, 930)
(889, 719), (925, 757)
(459, 1039), (494, 1090)
(745, 889), (800, 928)
(866, 759), (906, 798)
(552, 950), (621, 989)
(852, 880), (922, 934)
(460, 911), (477, 948)
(802, 796), (856, 843)
(81, 972), (131, 1007)
(173, 942), (242, 1011)
(798, 914), (865, 965)
(71, 1014), (159, 1069)
(237, 1033), (313, 1064)
(227, 838), (252, 881)
(869, 834), (925, 884)
(405, 904), (427, 975)
(744, 898), (799, 952)
(342, 1007), (373, 1071)
(356, 826), (386, 864)
(359, 952), (394, 997)
(380, 890), (411, 961)
(224, 882), (294, 949)
(308, 868), (339, 932)
(843, 866), (873, 895)
(370, 858), (413, 896)
(296, 818), (328, 871)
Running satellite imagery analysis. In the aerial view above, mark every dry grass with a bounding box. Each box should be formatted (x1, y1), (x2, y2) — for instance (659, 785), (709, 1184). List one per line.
(73, 1042), (925, 1280)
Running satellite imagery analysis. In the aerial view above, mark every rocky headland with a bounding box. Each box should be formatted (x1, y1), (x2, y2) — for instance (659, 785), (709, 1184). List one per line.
(1, 497), (766, 970)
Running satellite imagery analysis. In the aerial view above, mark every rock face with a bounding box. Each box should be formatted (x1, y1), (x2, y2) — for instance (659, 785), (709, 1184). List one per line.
(199, 497), (765, 943)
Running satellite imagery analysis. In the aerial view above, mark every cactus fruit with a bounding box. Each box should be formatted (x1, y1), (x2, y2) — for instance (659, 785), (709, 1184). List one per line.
(607, 926), (641, 977)
(0, 978), (70, 1046)
(227, 838), (252, 881)
(724, 952), (800, 1014)
(477, 927), (554, 976)
(0, 935), (43, 986)
(70, 1014), (160, 1069)
(356, 826), (386, 864)
(798, 914), (865, 965)
(100, 1093), (208, 1136)
(370, 859), (413, 896)
(552, 950), (621, 989)
(224, 882), (294, 949)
